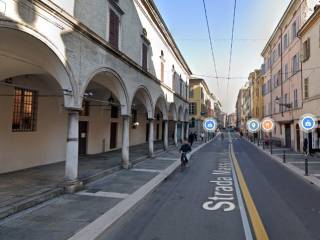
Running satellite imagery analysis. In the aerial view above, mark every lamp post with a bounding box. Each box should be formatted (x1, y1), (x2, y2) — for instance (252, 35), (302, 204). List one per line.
(275, 96), (292, 110)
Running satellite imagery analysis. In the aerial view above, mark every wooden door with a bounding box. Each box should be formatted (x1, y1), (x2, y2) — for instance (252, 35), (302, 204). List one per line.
(110, 122), (117, 149)
(79, 121), (88, 155)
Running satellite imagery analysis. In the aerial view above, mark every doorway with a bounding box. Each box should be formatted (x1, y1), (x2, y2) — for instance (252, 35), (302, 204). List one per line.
(110, 122), (117, 149)
(285, 124), (291, 148)
(146, 122), (149, 142)
(79, 121), (88, 155)
(156, 123), (160, 140)
(296, 124), (300, 152)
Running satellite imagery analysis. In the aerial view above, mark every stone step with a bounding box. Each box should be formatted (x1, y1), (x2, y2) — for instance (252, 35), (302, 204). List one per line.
(0, 187), (64, 220)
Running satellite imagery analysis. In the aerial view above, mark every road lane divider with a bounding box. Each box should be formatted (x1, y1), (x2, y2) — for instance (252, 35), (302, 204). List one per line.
(228, 144), (253, 240)
(229, 134), (269, 240)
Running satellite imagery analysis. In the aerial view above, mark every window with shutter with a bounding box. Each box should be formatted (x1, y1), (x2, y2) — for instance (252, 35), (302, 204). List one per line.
(304, 78), (309, 99)
(142, 43), (148, 70)
(303, 38), (310, 61)
(109, 9), (120, 49)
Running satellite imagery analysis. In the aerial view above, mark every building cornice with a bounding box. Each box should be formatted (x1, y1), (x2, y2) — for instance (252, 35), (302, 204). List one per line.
(140, 0), (192, 75)
(261, 0), (298, 56)
(298, 5), (320, 37)
(30, 0), (188, 103)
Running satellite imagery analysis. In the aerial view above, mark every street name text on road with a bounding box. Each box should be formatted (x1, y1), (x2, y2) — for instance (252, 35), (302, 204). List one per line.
(202, 159), (236, 212)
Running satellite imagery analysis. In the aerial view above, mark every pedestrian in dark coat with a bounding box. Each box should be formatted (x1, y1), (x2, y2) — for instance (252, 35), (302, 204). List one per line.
(188, 133), (195, 146)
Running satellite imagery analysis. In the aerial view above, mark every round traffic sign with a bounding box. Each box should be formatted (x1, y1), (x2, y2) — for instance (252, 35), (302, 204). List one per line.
(203, 118), (217, 132)
(261, 117), (275, 133)
(299, 114), (318, 133)
(246, 119), (261, 133)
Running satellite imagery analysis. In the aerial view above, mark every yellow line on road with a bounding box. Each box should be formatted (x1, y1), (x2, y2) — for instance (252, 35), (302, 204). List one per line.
(230, 143), (269, 240)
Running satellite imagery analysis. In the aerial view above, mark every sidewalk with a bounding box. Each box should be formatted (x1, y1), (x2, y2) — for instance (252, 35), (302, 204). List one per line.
(0, 139), (211, 240)
(0, 141), (167, 220)
(245, 137), (320, 188)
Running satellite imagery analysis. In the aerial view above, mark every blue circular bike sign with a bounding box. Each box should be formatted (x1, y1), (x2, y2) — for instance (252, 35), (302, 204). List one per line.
(203, 118), (217, 132)
(299, 114), (318, 133)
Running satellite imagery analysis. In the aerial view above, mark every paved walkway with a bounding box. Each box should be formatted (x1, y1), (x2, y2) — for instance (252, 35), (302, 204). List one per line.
(0, 141), (168, 219)
(0, 140), (207, 240)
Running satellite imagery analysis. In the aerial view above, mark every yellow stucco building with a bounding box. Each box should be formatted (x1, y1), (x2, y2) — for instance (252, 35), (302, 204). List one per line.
(250, 70), (264, 121)
(188, 78), (216, 133)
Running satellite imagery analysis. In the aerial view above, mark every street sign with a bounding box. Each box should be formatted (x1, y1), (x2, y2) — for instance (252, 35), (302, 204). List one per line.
(299, 114), (318, 133)
(203, 118), (217, 132)
(261, 117), (275, 133)
(246, 119), (261, 133)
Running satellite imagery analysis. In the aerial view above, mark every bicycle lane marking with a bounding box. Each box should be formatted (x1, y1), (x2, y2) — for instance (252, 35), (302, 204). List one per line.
(229, 132), (269, 240)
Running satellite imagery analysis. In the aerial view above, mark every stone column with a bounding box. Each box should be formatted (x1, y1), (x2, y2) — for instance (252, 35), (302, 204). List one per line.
(148, 118), (154, 157)
(164, 120), (168, 150)
(122, 115), (130, 169)
(65, 110), (83, 193)
(174, 121), (178, 146)
(181, 121), (185, 142)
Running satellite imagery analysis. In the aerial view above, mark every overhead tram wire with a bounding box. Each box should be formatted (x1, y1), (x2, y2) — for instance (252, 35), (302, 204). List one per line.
(193, 65), (320, 81)
(202, 0), (219, 90)
(226, 0), (237, 97)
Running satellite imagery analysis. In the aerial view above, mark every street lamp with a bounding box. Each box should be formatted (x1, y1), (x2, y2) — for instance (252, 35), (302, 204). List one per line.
(275, 96), (292, 109)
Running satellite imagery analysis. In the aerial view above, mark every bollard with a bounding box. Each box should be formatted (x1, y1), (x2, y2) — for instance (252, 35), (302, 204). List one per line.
(283, 150), (286, 163)
(305, 156), (309, 176)
(262, 140), (265, 149)
(270, 139), (273, 154)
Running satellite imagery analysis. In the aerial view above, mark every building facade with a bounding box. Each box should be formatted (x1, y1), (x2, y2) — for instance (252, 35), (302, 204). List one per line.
(0, 0), (191, 190)
(242, 82), (252, 134)
(298, 4), (320, 153)
(250, 70), (264, 120)
(188, 78), (216, 133)
(236, 88), (244, 129)
(261, 0), (319, 150)
(227, 113), (237, 128)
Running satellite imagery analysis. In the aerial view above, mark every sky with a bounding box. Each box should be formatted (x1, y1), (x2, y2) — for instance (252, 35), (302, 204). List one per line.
(154, 0), (291, 114)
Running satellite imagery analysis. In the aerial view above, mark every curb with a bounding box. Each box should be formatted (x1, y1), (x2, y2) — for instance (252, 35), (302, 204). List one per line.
(68, 136), (218, 240)
(244, 138), (320, 189)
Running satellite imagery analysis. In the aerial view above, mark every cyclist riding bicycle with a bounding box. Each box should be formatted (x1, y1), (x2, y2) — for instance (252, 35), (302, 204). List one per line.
(221, 133), (224, 141)
(180, 139), (192, 167)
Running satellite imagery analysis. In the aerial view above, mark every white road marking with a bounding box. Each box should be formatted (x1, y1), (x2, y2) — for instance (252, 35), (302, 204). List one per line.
(229, 132), (254, 240)
(131, 168), (161, 173)
(77, 191), (129, 199)
(290, 162), (320, 164)
(273, 154), (303, 156)
(155, 157), (178, 161)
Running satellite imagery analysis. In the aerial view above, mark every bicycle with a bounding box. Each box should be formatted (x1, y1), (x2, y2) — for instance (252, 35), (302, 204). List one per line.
(180, 152), (189, 171)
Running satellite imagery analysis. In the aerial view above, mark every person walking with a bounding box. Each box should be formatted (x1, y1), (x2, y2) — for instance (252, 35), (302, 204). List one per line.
(200, 132), (205, 142)
(194, 132), (198, 142)
(188, 132), (195, 146)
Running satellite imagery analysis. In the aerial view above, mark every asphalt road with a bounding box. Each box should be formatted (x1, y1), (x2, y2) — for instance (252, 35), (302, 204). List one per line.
(97, 133), (320, 240)
(233, 133), (320, 240)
